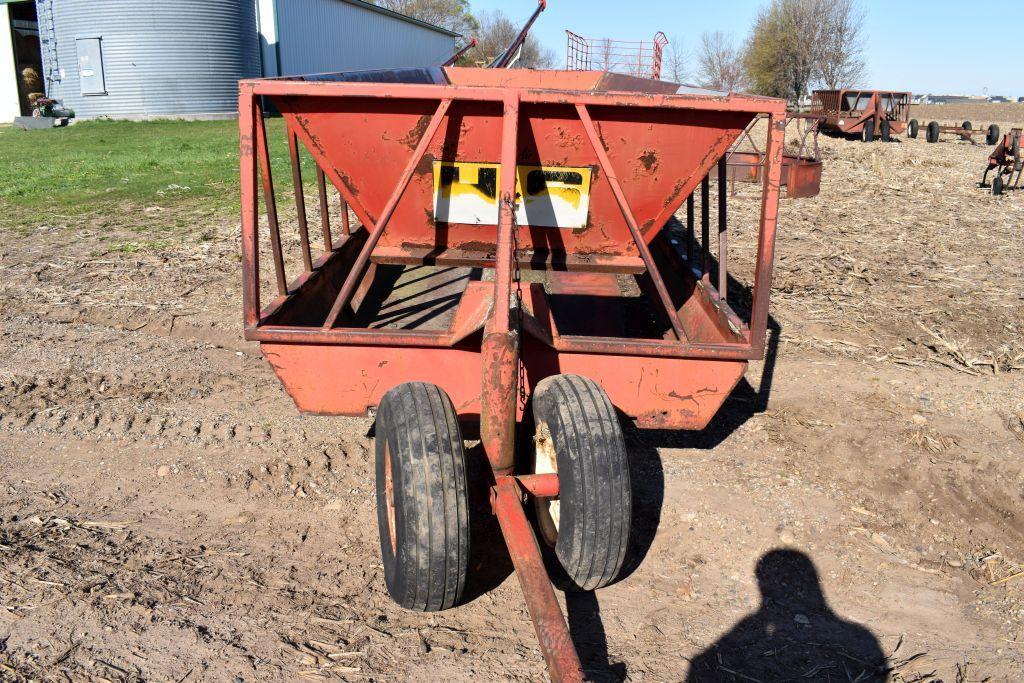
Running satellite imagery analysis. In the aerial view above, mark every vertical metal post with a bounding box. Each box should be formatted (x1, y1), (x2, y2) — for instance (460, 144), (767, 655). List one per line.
(480, 92), (521, 475)
(717, 156), (728, 301)
(289, 130), (314, 272)
(254, 97), (287, 296)
(750, 114), (785, 351)
(315, 167), (333, 253)
(685, 193), (694, 271)
(701, 174), (710, 282)
(239, 89), (260, 327)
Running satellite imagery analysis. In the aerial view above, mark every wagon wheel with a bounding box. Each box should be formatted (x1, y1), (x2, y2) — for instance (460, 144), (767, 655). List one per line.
(926, 121), (940, 143)
(908, 119), (919, 138)
(880, 119), (891, 142)
(861, 119), (875, 143)
(529, 374), (631, 591)
(986, 124), (1000, 146)
(375, 382), (469, 611)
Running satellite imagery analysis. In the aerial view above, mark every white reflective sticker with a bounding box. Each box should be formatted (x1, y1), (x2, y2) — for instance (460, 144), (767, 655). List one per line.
(432, 161), (592, 229)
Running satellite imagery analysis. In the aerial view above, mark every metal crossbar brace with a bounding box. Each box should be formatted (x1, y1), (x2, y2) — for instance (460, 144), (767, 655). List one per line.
(323, 98), (453, 329)
(575, 103), (688, 342)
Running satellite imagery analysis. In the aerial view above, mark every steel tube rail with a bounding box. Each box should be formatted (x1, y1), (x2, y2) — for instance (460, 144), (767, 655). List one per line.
(443, 38), (476, 67)
(493, 93), (521, 334)
(240, 93), (260, 327)
(576, 103), (688, 343)
(749, 114), (785, 353)
(255, 100), (287, 296)
(718, 156), (728, 301)
(315, 167), (333, 253)
(288, 130), (314, 272)
(241, 80), (787, 117)
(489, 0), (546, 68)
(322, 98), (452, 329)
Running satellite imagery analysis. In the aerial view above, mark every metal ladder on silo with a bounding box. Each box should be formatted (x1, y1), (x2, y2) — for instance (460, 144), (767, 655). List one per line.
(37, 0), (60, 89)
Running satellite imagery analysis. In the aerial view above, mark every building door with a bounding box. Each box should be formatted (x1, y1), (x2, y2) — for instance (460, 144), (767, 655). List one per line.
(9, 1), (44, 116)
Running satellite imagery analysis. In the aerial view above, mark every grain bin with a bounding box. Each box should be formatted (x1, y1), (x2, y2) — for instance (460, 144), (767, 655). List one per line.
(39, 0), (259, 119)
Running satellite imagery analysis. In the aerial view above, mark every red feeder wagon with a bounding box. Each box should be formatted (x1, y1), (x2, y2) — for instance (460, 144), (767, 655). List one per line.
(810, 88), (911, 142)
(238, 21), (786, 682)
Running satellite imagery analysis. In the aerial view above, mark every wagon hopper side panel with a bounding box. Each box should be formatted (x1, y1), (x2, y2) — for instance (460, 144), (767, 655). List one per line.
(276, 96), (753, 265)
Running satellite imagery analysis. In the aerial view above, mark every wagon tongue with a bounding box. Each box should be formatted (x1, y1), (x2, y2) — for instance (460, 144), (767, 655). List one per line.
(272, 73), (754, 237)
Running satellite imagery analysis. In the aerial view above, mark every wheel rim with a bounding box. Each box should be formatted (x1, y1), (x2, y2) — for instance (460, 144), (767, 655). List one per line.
(384, 443), (397, 554)
(533, 420), (560, 546)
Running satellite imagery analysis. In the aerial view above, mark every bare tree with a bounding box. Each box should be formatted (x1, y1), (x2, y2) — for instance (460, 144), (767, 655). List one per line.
(371, 0), (477, 35)
(465, 10), (556, 69)
(696, 31), (747, 92)
(662, 36), (688, 83)
(817, 0), (866, 90)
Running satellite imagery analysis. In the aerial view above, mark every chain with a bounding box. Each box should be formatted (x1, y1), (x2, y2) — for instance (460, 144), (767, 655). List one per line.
(504, 194), (528, 408)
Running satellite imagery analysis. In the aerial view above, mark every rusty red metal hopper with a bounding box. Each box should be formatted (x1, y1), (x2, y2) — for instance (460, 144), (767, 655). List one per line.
(239, 63), (786, 681)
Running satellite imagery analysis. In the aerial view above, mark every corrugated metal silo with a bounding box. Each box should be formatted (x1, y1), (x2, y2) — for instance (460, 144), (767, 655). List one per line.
(39, 0), (259, 119)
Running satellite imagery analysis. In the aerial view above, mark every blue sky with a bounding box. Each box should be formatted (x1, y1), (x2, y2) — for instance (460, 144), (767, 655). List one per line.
(470, 1), (1019, 98)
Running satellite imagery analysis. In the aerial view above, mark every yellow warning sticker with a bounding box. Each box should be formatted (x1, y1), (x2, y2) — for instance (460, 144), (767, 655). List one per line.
(432, 161), (592, 229)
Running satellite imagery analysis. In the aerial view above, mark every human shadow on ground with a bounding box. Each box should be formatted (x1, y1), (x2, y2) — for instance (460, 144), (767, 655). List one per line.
(686, 549), (888, 682)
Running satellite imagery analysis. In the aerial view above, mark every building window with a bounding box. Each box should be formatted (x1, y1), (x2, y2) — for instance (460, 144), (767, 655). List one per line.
(76, 37), (106, 95)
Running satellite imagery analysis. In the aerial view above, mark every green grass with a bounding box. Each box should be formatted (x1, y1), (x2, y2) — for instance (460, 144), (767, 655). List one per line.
(0, 118), (309, 232)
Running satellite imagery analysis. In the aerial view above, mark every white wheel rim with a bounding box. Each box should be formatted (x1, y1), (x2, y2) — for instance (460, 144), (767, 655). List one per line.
(533, 420), (560, 546)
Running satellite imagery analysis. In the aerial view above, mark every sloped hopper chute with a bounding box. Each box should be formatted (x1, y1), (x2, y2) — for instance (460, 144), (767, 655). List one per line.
(269, 66), (762, 267)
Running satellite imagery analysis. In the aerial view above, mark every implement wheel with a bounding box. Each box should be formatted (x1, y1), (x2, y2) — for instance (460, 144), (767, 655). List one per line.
(908, 118), (919, 138)
(880, 119), (891, 142)
(926, 121), (940, 143)
(531, 375), (631, 591)
(861, 119), (875, 143)
(986, 124), (1000, 146)
(375, 382), (469, 612)
(993, 176), (1004, 196)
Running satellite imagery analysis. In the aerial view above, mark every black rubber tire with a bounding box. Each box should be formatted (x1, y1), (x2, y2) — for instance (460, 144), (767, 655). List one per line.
(375, 382), (469, 612)
(962, 120), (973, 131)
(927, 121), (940, 143)
(908, 119), (919, 138)
(993, 176), (1004, 196)
(861, 119), (875, 142)
(880, 119), (891, 142)
(530, 374), (631, 591)
(986, 124), (1000, 146)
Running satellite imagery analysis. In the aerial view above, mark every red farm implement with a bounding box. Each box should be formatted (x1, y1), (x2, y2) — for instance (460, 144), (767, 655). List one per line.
(727, 112), (823, 199)
(981, 128), (1022, 194)
(810, 89), (911, 142)
(908, 118), (1001, 145)
(565, 29), (669, 80)
(238, 24), (785, 683)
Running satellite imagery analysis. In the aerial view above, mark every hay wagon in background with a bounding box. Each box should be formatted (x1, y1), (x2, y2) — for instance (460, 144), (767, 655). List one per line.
(237, 7), (786, 675)
(909, 118), (1001, 145)
(810, 89), (911, 142)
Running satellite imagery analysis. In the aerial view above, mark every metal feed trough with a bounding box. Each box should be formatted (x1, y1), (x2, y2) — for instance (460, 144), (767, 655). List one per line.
(727, 112), (823, 199)
(981, 128), (1022, 194)
(810, 89), (911, 142)
(238, 31), (785, 683)
(908, 118), (1000, 145)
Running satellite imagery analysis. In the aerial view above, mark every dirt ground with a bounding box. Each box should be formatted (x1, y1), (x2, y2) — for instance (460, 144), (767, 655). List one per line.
(1, 104), (1023, 682)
